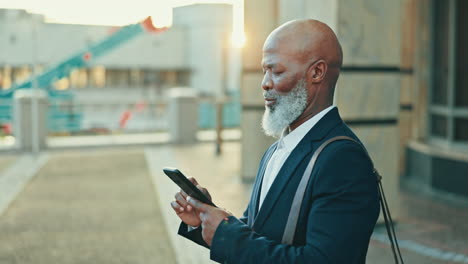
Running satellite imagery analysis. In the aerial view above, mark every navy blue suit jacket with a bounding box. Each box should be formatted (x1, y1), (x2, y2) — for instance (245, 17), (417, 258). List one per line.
(179, 108), (380, 263)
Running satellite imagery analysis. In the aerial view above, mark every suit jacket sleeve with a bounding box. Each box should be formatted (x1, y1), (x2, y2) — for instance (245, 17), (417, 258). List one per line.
(177, 202), (250, 249)
(177, 143), (272, 248)
(209, 142), (380, 263)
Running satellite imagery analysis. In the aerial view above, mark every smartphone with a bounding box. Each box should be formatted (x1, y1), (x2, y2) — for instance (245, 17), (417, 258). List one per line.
(163, 167), (216, 207)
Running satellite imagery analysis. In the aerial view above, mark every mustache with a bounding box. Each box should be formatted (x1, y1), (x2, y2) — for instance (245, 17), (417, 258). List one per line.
(263, 90), (280, 100)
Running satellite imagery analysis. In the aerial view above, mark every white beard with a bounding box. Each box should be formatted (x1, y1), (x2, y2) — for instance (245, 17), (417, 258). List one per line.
(261, 79), (308, 138)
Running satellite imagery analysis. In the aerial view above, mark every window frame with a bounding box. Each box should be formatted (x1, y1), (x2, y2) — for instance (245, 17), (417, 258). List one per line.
(429, 0), (468, 151)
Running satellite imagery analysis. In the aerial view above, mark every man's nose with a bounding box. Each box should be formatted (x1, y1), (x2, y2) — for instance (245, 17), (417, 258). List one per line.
(261, 74), (273, 91)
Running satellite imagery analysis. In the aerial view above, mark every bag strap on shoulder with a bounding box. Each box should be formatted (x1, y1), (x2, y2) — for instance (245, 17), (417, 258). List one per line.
(281, 136), (404, 264)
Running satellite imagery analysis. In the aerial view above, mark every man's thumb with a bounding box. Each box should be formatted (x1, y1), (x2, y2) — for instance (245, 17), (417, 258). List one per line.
(187, 196), (206, 212)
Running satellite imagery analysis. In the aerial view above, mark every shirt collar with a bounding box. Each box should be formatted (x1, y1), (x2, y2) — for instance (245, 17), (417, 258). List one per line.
(280, 105), (336, 152)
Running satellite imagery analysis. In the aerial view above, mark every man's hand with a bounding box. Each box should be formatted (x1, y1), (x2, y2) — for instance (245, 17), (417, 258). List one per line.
(170, 177), (211, 227)
(187, 196), (232, 246)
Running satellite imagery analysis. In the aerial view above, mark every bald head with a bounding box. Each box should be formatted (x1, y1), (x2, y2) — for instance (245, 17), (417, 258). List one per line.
(263, 19), (343, 88)
(260, 19), (343, 131)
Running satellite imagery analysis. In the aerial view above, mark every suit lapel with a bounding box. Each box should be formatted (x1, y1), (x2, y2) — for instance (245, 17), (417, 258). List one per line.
(248, 142), (278, 228)
(252, 108), (343, 229)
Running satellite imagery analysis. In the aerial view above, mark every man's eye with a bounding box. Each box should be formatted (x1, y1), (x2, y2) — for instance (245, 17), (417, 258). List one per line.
(273, 71), (283, 75)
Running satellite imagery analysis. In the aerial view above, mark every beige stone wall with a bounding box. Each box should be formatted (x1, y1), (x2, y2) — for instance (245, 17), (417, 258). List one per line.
(337, 0), (401, 65)
(336, 73), (400, 120)
(351, 125), (400, 217)
(240, 0), (278, 181)
(412, 0), (432, 142)
(335, 0), (403, 219)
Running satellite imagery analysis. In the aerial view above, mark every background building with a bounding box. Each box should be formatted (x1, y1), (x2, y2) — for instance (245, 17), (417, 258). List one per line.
(0, 4), (236, 132)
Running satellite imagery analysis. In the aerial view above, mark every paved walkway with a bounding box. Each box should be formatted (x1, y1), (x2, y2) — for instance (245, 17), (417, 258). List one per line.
(0, 155), (17, 173)
(0, 148), (176, 264)
(1, 140), (467, 263)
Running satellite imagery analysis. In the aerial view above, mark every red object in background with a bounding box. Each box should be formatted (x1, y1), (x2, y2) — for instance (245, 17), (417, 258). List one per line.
(107, 26), (121, 34)
(83, 52), (92, 61)
(119, 111), (132, 129)
(1, 123), (12, 135)
(141, 16), (169, 33)
(134, 101), (147, 113)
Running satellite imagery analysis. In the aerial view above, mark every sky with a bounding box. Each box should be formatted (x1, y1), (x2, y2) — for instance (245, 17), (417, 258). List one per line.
(0, 0), (243, 28)
(0, 0), (245, 47)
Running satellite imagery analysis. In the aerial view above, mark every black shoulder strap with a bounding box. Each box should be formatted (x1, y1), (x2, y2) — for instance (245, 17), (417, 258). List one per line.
(281, 136), (404, 264)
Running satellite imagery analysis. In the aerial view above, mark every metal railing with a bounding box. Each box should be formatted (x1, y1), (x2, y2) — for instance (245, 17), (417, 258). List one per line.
(47, 99), (169, 134)
(0, 95), (241, 151)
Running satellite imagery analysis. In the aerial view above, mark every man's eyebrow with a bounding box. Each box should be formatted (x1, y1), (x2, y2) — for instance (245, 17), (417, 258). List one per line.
(262, 62), (276, 69)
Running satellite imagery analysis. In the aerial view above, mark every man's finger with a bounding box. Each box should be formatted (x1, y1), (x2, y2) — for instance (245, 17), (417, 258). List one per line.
(170, 201), (184, 213)
(196, 185), (212, 200)
(175, 192), (188, 207)
(188, 177), (199, 186)
(187, 196), (207, 212)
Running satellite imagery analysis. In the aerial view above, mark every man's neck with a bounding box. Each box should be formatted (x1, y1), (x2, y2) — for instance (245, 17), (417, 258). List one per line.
(289, 103), (332, 132)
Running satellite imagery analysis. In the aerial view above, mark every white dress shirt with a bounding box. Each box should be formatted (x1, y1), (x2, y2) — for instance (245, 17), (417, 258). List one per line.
(258, 105), (336, 209)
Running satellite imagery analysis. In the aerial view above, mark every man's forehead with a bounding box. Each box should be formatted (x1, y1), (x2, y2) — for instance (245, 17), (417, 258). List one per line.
(263, 34), (307, 63)
(262, 46), (302, 66)
(263, 35), (293, 53)
(262, 50), (284, 66)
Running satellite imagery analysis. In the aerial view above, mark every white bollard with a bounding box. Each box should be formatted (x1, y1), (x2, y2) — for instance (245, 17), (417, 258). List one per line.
(13, 89), (48, 151)
(168, 88), (198, 144)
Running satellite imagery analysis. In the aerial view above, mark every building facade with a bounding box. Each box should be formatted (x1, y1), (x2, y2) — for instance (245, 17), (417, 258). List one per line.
(0, 4), (234, 132)
(240, 0), (468, 214)
(404, 0), (468, 198)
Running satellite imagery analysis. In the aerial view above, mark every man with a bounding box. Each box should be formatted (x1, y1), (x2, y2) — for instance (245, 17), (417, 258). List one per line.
(171, 19), (380, 263)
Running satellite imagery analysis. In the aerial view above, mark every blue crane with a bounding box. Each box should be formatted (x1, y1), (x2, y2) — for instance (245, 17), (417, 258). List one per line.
(0, 17), (167, 132)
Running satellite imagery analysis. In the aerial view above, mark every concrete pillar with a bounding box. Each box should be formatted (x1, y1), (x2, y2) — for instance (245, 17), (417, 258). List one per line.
(240, 0), (277, 181)
(168, 88), (198, 144)
(13, 89), (48, 151)
(398, 0), (417, 175)
(332, 0), (402, 220)
(278, 0), (338, 30)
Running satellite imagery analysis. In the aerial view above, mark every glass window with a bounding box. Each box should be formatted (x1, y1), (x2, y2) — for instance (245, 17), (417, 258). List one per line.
(53, 77), (70, 90)
(455, 118), (468, 141)
(431, 114), (448, 138)
(430, 0), (468, 144)
(161, 71), (177, 87)
(106, 69), (130, 87)
(69, 68), (88, 89)
(90, 66), (106, 88)
(130, 69), (143, 87)
(1, 66), (12, 89)
(143, 70), (159, 87)
(455, 0), (468, 107)
(432, 0), (450, 106)
(176, 70), (190, 86)
(12, 66), (32, 84)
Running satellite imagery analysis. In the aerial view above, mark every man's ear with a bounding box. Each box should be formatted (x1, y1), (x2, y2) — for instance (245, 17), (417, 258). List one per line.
(307, 60), (327, 83)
